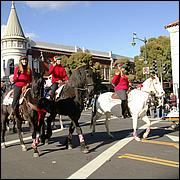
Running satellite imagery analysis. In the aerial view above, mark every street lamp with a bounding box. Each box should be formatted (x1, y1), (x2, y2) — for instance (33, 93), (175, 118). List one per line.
(131, 32), (148, 65)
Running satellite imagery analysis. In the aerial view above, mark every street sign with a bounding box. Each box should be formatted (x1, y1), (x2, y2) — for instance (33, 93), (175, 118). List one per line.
(143, 67), (149, 74)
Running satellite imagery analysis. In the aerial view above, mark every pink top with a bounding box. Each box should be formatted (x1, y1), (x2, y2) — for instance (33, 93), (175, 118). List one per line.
(13, 66), (32, 87)
(112, 74), (129, 91)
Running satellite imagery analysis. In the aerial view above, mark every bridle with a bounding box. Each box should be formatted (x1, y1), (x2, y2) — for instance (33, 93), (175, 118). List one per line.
(137, 77), (161, 96)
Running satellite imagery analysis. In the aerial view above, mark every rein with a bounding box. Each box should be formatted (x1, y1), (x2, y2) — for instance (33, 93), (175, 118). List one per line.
(23, 87), (47, 126)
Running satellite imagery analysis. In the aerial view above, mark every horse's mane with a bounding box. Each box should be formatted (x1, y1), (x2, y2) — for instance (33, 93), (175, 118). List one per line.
(68, 65), (90, 87)
(59, 65), (92, 100)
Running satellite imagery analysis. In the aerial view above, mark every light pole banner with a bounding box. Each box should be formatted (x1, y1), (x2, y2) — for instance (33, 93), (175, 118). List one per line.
(143, 67), (149, 74)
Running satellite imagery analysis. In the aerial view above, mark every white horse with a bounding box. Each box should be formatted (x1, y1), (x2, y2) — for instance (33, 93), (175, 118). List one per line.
(90, 74), (165, 141)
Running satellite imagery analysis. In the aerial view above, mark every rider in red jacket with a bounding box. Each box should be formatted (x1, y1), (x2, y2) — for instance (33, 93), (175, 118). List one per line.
(112, 63), (131, 118)
(48, 56), (69, 100)
(9, 56), (32, 119)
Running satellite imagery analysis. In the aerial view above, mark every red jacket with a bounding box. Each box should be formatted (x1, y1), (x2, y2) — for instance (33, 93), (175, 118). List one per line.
(48, 64), (69, 84)
(13, 66), (32, 87)
(112, 74), (129, 91)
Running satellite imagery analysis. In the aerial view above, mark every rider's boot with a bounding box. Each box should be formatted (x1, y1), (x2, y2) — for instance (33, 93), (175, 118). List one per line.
(121, 100), (127, 119)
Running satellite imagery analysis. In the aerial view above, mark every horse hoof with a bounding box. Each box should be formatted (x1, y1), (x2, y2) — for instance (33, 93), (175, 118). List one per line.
(108, 133), (114, 138)
(133, 132), (141, 141)
(1, 144), (6, 148)
(143, 128), (150, 139)
(68, 144), (73, 150)
(33, 152), (39, 158)
(45, 139), (49, 145)
(21, 145), (27, 151)
(81, 146), (89, 154)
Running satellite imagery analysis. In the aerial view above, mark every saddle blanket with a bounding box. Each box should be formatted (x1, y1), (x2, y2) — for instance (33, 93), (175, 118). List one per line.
(55, 84), (65, 99)
(3, 89), (24, 106)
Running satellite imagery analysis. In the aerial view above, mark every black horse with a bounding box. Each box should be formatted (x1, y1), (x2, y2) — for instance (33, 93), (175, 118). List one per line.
(37, 65), (95, 154)
(1, 72), (45, 157)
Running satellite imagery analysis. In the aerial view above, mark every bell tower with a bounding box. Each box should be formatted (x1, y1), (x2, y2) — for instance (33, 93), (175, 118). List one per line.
(1, 1), (28, 79)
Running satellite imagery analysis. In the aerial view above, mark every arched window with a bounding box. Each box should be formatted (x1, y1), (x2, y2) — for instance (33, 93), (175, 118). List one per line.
(9, 59), (14, 75)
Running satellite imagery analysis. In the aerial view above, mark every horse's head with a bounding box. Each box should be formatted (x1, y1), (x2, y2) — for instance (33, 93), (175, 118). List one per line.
(31, 72), (45, 99)
(70, 65), (95, 98)
(144, 74), (165, 98)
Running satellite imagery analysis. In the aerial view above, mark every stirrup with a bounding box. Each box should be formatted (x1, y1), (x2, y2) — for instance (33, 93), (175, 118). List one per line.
(143, 127), (150, 139)
(133, 132), (141, 141)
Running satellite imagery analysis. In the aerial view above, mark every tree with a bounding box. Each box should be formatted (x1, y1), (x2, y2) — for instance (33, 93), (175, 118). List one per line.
(60, 52), (93, 76)
(134, 36), (172, 82)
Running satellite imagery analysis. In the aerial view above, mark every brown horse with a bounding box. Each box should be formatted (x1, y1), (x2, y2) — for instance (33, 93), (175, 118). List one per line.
(1, 72), (46, 157)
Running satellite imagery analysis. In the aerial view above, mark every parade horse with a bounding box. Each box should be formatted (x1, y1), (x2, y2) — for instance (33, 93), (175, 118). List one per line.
(90, 74), (165, 141)
(1, 72), (46, 157)
(37, 65), (95, 153)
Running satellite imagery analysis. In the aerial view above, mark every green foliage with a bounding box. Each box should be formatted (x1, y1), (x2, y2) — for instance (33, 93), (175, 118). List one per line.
(134, 36), (172, 82)
(60, 52), (93, 76)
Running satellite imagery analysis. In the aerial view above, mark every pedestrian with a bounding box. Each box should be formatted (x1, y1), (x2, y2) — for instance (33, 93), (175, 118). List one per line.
(48, 56), (69, 100)
(169, 92), (177, 110)
(8, 56), (32, 119)
(111, 63), (132, 118)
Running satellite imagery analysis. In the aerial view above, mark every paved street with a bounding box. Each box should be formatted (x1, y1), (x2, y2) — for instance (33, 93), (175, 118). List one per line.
(1, 109), (179, 179)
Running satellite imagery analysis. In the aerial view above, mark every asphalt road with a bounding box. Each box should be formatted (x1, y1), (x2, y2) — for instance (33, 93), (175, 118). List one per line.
(1, 109), (179, 179)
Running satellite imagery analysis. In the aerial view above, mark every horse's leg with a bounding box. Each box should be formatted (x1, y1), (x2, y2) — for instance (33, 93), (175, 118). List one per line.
(90, 112), (102, 135)
(70, 115), (89, 154)
(6, 119), (10, 132)
(1, 113), (8, 148)
(65, 121), (75, 149)
(142, 115), (151, 139)
(59, 115), (64, 130)
(32, 132), (40, 158)
(15, 115), (27, 151)
(105, 112), (113, 138)
(30, 119), (40, 157)
(45, 113), (55, 145)
(12, 119), (17, 133)
(132, 114), (141, 141)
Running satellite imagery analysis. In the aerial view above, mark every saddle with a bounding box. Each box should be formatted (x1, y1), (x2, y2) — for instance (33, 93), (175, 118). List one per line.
(2, 86), (29, 106)
(111, 93), (120, 99)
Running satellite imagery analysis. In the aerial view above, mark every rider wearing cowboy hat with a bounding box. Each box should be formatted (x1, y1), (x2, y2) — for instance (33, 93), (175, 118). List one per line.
(8, 56), (32, 119)
(112, 63), (132, 119)
(48, 56), (69, 100)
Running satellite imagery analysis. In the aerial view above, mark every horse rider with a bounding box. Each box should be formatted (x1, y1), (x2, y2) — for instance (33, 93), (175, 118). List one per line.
(112, 63), (132, 119)
(48, 56), (69, 100)
(8, 56), (32, 119)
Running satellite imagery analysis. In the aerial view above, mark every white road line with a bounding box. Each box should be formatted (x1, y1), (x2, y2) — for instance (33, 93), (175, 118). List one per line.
(67, 120), (160, 179)
(1, 128), (65, 146)
(166, 135), (179, 142)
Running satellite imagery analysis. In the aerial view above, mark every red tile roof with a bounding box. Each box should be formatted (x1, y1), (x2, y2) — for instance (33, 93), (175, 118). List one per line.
(164, 20), (179, 29)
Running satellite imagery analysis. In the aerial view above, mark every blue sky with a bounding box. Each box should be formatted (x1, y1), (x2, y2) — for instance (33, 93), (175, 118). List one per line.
(1, 1), (179, 58)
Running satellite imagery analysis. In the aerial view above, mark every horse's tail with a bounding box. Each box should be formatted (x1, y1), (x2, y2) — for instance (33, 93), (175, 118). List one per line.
(90, 94), (98, 128)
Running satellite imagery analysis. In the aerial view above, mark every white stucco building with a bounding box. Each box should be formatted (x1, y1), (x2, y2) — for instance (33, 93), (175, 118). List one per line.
(165, 20), (179, 111)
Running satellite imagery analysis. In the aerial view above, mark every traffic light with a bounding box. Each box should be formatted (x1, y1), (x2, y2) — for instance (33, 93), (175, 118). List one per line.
(152, 60), (158, 74)
(163, 64), (168, 74)
(149, 67), (155, 74)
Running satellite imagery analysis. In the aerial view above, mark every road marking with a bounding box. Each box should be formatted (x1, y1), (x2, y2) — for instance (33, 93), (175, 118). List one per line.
(67, 120), (159, 179)
(1, 128), (66, 147)
(141, 139), (179, 149)
(118, 153), (179, 168)
(166, 135), (179, 142)
(67, 136), (134, 179)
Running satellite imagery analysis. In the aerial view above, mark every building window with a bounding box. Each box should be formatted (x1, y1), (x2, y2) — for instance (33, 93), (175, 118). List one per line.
(13, 41), (17, 47)
(18, 41), (23, 47)
(9, 59), (14, 75)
